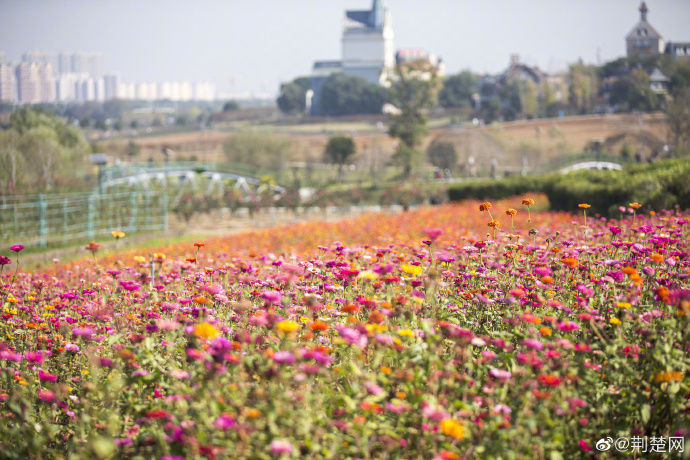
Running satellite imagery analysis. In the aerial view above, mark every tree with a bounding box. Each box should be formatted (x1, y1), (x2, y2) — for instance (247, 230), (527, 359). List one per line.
(568, 60), (600, 114)
(666, 88), (690, 155)
(126, 141), (140, 158)
(324, 136), (356, 181)
(0, 130), (23, 193)
(609, 69), (658, 111)
(320, 73), (390, 115)
(277, 77), (310, 114)
(439, 71), (478, 108)
(426, 142), (457, 171)
(223, 100), (240, 112)
(388, 60), (440, 177)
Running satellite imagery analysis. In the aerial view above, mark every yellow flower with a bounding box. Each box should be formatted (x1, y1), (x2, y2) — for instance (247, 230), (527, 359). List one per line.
(133, 256), (146, 264)
(440, 419), (465, 439)
(629, 202), (642, 210)
(616, 302), (631, 310)
(276, 320), (300, 333)
(357, 270), (379, 281)
(397, 329), (414, 338)
(111, 230), (126, 239)
(609, 317), (621, 326)
(193, 322), (220, 340)
(578, 203), (591, 209)
(400, 264), (423, 276)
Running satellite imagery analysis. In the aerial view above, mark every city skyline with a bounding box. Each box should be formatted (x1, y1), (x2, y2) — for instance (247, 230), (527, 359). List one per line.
(2, 0), (690, 98)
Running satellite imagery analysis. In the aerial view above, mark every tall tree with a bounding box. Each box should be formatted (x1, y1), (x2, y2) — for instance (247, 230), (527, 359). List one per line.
(324, 135), (356, 181)
(320, 73), (390, 116)
(388, 60), (440, 177)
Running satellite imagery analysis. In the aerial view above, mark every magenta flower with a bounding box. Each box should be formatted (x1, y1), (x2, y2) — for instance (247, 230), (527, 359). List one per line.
(489, 368), (512, 381)
(38, 370), (57, 382)
(25, 351), (44, 364)
(0, 256), (11, 265)
(10, 244), (24, 252)
(37, 389), (55, 402)
(213, 414), (236, 430)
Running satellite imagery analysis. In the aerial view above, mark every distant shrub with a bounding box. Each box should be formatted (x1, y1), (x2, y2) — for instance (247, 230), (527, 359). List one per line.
(448, 159), (690, 215)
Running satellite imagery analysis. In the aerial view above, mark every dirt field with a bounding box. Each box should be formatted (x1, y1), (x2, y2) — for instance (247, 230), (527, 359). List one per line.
(101, 112), (669, 175)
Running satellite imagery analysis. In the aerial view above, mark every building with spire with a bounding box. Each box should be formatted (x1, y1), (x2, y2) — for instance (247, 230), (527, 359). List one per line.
(626, 2), (664, 57)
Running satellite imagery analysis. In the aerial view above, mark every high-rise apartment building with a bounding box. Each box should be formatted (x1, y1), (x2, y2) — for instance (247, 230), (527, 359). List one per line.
(16, 62), (41, 104)
(0, 63), (18, 102)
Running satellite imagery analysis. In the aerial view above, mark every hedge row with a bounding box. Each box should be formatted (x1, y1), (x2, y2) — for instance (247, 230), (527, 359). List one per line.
(447, 159), (690, 215)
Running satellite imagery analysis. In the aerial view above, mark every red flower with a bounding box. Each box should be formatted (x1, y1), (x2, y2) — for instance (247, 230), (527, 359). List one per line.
(538, 374), (562, 387)
(146, 409), (169, 418)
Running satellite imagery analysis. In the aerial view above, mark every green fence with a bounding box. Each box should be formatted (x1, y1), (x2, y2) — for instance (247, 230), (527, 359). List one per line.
(0, 190), (168, 248)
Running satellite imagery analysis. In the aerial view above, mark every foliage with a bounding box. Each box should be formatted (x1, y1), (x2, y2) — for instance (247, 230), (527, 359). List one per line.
(222, 101), (240, 112)
(438, 71), (478, 108)
(665, 87), (690, 154)
(222, 130), (291, 178)
(320, 74), (390, 116)
(388, 60), (440, 177)
(324, 136), (356, 181)
(0, 199), (688, 458)
(0, 107), (88, 193)
(448, 159), (690, 216)
(276, 77), (311, 114)
(609, 69), (659, 111)
(567, 60), (600, 114)
(426, 142), (458, 171)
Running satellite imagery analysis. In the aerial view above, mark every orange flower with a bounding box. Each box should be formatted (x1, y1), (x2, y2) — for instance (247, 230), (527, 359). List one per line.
(194, 242), (205, 248)
(309, 320), (329, 332)
(342, 304), (361, 314)
(578, 203), (591, 209)
(505, 208), (517, 216)
(622, 266), (638, 276)
(654, 371), (683, 383)
(629, 202), (642, 209)
(368, 310), (385, 324)
(541, 276), (555, 284)
(186, 257), (197, 263)
(522, 197), (535, 206)
(479, 202), (492, 212)
(539, 327), (552, 336)
(651, 253), (664, 263)
(487, 220), (500, 228)
(559, 257), (579, 268)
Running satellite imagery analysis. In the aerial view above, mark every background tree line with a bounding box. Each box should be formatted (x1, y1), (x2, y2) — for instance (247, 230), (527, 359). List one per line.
(0, 107), (88, 194)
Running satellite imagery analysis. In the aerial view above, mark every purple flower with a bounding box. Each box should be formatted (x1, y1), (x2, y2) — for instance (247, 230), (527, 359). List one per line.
(522, 338), (544, 350)
(37, 389), (55, 402)
(0, 256), (11, 265)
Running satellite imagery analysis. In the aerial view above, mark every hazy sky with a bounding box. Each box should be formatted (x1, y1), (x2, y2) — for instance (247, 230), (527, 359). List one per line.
(2, 0), (690, 97)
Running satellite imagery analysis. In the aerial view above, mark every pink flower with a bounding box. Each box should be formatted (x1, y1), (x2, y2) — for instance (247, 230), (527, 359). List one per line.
(269, 440), (293, 455)
(273, 351), (295, 365)
(10, 244), (24, 252)
(489, 368), (512, 381)
(557, 320), (579, 332)
(37, 389), (55, 402)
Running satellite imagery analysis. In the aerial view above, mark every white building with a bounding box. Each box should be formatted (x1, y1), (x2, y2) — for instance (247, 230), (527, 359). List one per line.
(341, 0), (394, 85)
(0, 63), (18, 102)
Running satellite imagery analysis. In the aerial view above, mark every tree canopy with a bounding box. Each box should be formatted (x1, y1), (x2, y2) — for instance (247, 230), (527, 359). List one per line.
(439, 71), (478, 108)
(276, 77), (311, 114)
(320, 74), (390, 116)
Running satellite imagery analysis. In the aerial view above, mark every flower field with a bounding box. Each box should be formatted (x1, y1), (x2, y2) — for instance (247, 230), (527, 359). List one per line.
(0, 197), (688, 459)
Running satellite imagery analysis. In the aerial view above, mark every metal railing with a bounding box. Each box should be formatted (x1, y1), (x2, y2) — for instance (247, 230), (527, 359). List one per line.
(0, 190), (168, 248)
